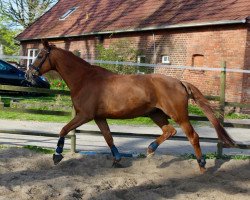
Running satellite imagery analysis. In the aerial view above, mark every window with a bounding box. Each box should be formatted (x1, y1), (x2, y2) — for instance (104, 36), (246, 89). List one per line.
(137, 55), (146, 74)
(27, 49), (39, 67)
(137, 55), (146, 64)
(192, 54), (204, 67)
(137, 55), (153, 74)
(162, 55), (170, 64)
(59, 7), (77, 20)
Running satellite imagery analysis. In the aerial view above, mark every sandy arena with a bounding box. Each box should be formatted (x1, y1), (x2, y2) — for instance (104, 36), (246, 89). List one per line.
(0, 147), (249, 200)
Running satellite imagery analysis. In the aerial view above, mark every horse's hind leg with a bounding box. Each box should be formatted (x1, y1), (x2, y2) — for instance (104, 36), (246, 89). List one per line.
(147, 110), (177, 156)
(179, 120), (206, 173)
(95, 118), (122, 168)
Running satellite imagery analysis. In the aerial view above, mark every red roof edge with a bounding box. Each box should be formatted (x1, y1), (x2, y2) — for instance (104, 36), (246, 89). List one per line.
(16, 19), (248, 42)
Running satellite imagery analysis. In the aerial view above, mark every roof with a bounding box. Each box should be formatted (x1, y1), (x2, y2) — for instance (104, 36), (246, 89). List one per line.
(16, 0), (250, 41)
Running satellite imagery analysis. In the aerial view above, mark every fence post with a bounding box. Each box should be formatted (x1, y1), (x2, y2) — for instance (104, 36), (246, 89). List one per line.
(0, 96), (4, 110)
(217, 61), (226, 157)
(70, 107), (76, 153)
(217, 142), (223, 158)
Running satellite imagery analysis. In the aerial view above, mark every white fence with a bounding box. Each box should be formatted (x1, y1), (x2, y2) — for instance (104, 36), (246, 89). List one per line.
(0, 54), (250, 74)
(86, 59), (250, 74)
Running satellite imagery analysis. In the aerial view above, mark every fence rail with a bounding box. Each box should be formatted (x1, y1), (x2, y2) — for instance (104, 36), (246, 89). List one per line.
(85, 59), (250, 74)
(0, 61), (249, 156)
(1, 54), (250, 74)
(0, 84), (70, 95)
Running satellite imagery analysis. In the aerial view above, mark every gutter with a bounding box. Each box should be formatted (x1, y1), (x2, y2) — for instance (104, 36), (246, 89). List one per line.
(17, 19), (247, 41)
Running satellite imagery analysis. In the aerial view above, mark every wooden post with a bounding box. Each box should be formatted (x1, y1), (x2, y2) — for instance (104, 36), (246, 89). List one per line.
(70, 107), (76, 153)
(217, 61), (226, 156)
(0, 96), (4, 110)
(219, 61), (226, 124)
(217, 142), (223, 158)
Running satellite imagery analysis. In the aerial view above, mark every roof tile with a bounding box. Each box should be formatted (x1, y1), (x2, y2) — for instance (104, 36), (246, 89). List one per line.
(16, 0), (250, 40)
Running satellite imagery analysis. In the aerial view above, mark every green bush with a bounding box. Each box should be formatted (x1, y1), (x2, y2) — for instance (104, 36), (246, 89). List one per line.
(96, 39), (140, 74)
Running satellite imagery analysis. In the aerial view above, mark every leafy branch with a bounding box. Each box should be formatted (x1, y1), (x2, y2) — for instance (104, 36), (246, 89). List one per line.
(0, 0), (57, 28)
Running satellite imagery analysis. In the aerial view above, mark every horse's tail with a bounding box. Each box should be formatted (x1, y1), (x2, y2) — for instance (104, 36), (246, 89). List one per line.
(181, 81), (236, 147)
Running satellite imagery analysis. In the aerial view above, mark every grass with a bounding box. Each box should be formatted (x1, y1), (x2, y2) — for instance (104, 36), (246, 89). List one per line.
(0, 94), (249, 125)
(107, 118), (155, 125)
(24, 145), (55, 154)
(0, 110), (157, 125)
(0, 145), (66, 154)
(182, 153), (250, 160)
(20, 95), (71, 106)
(0, 110), (71, 122)
(0, 145), (8, 149)
(225, 112), (250, 119)
(188, 105), (204, 116)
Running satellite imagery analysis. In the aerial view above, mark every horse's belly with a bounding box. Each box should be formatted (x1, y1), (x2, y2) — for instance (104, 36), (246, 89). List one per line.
(96, 97), (154, 119)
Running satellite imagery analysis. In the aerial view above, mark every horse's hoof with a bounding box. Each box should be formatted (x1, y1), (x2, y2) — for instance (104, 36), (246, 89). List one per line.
(112, 161), (124, 168)
(53, 154), (64, 165)
(147, 152), (155, 158)
(147, 148), (155, 157)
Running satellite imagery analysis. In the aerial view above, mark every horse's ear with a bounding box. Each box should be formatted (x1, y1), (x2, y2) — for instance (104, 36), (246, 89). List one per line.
(41, 39), (50, 49)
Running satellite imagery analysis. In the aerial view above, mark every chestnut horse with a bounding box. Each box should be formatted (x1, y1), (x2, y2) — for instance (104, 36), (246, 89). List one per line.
(26, 40), (235, 173)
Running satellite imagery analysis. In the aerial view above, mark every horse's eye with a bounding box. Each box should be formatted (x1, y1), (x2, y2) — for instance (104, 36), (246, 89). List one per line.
(37, 55), (43, 59)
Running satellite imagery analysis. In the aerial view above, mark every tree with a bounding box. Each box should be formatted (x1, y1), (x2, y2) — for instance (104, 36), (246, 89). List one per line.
(0, 15), (20, 55)
(0, 0), (58, 28)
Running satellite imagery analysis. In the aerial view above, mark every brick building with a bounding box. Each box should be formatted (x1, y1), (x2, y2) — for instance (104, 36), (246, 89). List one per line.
(16, 0), (250, 107)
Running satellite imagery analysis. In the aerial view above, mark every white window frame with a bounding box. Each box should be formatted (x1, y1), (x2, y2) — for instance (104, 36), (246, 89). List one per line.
(137, 55), (146, 74)
(137, 55), (146, 63)
(27, 49), (39, 67)
(162, 55), (170, 64)
(59, 7), (78, 20)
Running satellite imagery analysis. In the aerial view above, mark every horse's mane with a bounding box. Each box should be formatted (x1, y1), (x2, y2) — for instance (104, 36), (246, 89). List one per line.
(50, 45), (115, 75)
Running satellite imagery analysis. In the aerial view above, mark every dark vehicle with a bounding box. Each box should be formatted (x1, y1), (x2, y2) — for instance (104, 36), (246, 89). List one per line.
(0, 59), (50, 89)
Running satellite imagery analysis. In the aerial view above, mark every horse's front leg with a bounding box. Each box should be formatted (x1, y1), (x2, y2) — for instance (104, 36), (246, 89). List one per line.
(94, 118), (122, 168)
(53, 113), (91, 165)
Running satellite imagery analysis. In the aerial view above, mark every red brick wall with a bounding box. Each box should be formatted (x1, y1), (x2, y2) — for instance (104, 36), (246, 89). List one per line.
(101, 25), (248, 104)
(21, 36), (98, 60)
(20, 25), (249, 107)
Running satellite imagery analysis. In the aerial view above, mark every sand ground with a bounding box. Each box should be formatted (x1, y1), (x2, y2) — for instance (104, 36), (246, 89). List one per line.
(0, 147), (249, 200)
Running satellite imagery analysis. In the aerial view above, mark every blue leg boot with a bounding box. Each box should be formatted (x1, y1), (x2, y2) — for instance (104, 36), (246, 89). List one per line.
(197, 156), (206, 173)
(53, 137), (65, 165)
(147, 141), (159, 156)
(111, 145), (123, 168)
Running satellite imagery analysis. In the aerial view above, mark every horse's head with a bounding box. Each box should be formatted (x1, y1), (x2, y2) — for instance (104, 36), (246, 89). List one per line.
(25, 39), (55, 82)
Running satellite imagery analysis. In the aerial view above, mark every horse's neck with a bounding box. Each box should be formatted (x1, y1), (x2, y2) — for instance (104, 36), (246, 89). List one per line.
(54, 52), (92, 91)
(53, 50), (113, 92)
